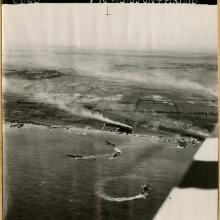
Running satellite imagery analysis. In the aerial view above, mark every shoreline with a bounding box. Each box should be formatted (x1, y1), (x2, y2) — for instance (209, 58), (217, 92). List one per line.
(3, 121), (204, 147)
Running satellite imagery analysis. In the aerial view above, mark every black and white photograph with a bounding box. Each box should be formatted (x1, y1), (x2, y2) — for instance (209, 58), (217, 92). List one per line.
(2, 3), (219, 220)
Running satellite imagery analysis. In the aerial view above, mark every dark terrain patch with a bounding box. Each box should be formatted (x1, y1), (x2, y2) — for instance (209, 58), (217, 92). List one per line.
(4, 69), (61, 80)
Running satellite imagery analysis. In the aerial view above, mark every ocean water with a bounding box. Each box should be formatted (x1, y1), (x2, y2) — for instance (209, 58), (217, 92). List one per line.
(4, 125), (199, 220)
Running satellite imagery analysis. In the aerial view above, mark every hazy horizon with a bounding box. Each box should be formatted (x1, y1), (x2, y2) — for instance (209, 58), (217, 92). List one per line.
(3, 4), (217, 53)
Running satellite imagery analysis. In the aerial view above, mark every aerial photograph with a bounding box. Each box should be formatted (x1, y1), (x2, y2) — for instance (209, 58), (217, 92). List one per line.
(2, 4), (218, 220)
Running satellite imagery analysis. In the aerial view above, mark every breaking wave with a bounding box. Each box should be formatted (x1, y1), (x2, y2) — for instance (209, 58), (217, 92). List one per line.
(113, 147), (122, 153)
(74, 155), (97, 160)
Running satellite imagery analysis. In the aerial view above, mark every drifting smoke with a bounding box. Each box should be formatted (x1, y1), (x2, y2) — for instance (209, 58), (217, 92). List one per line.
(32, 93), (132, 129)
(3, 79), (131, 129)
(143, 112), (210, 137)
(95, 71), (218, 97)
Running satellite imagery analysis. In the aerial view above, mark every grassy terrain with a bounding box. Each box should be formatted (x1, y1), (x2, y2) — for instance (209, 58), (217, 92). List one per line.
(3, 68), (217, 138)
(3, 50), (217, 138)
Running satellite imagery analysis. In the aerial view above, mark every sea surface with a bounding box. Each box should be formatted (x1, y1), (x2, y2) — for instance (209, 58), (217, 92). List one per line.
(4, 124), (200, 220)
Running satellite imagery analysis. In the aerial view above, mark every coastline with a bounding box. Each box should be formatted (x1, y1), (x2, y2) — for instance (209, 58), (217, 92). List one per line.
(3, 121), (205, 148)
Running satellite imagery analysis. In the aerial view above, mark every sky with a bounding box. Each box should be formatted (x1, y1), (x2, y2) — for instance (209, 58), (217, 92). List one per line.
(2, 4), (217, 52)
